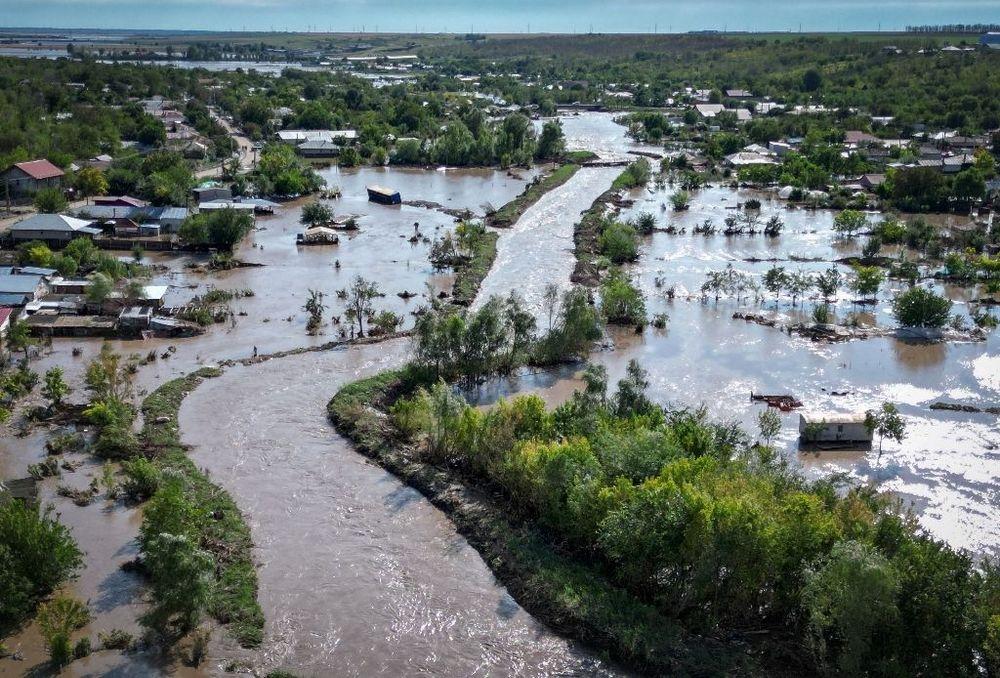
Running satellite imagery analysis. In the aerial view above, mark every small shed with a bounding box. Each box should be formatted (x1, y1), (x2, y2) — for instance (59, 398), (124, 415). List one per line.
(799, 412), (872, 447)
(192, 186), (232, 203)
(367, 185), (401, 205)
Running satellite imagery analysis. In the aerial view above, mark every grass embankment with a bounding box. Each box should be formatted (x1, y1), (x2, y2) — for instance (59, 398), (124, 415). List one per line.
(140, 368), (264, 647)
(571, 188), (618, 287)
(450, 230), (498, 307)
(327, 370), (747, 676)
(486, 162), (582, 228)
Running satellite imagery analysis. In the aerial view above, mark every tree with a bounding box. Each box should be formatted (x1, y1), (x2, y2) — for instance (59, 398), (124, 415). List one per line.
(300, 201), (334, 227)
(535, 119), (566, 161)
(304, 288), (326, 332)
(833, 209), (868, 238)
(850, 265), (884, 301)
(42, 367), (70, 408)
(787, 270), (813, 307)
(86, 272), (113, 304)
(757, 408), (781, 447)
(343, 275), (380, 337)
(180, 208), (254, 251)
(802, 68), (823, 92)
(75, 167), (108, 203)
(865, 402), (907, 458)
(600, 269), (646, 326)
(803, 540), (900, 674)
(814, 265), (842, 302)
(891, 286), (952, 328)
(0, 501), (83, 634)
(5, 319), (33, 361)
(599, 221), (639, 264)
(763, 265), (788, 303)
(33, 187), (67, 214)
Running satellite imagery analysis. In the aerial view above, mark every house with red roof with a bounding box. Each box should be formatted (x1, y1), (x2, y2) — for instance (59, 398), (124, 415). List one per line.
(0, 159), (66, 200)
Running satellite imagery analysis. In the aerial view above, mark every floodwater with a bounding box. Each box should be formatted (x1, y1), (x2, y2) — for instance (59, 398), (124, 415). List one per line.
(2, 111), (997, 675)
(179, 341), (621, 677)
(500, 178), (1000, 558)
(474, 166), (621, 319)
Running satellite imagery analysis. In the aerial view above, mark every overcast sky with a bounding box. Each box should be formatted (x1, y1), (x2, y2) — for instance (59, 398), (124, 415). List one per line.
(3, 0), (999, 34)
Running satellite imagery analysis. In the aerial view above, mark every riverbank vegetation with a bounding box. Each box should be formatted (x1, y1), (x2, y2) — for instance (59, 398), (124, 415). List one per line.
(330, 350), (1000, 676)
(137, 368), (263, 647)
(429, 220), (498, 307)
(486, 162), (581, 227)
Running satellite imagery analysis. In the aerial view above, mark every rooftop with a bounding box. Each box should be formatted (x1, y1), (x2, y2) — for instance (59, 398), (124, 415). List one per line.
(8, 159), (65, 180)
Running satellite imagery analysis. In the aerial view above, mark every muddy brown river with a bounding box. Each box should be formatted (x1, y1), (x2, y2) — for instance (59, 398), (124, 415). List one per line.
(179, 341), (621, 677)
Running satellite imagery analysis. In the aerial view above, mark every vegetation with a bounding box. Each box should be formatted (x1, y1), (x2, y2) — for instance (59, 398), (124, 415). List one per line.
(137, 368), (263, 647)
(331, 351), (999, 676)
(599, 269), (647, 326)
(891, 286), (953, 328)
(0, 500), (83, 636)
(865, 402), (908, 458)
(36, 597), (90, 667)
(487, 162), (581, 228)
(611, 158), (651, 190)
(179, 207), (255, 251)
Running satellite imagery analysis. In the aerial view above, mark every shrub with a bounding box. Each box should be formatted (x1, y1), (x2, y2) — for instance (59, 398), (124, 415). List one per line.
(599, 221), (639, 264)
(600, 269), (647, 326)
(0, 501), (82, 634)
(120, 457), (161, 500)
(37, 597), (90, 667)
(891, 286), (952, 328)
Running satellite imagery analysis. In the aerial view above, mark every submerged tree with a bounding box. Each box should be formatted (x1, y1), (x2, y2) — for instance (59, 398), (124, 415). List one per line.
(304, 289), (326, 333)
(865, 402), (907, 458)
(343, 275), (380, 337)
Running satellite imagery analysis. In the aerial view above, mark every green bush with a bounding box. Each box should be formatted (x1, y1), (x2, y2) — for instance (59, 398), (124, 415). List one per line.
(891, 286), (952, 328)
(0, 502), (82, 634)
(600, 269), (647, 326)
(120, 457), (161, 500)
(599, 221), (639, 264)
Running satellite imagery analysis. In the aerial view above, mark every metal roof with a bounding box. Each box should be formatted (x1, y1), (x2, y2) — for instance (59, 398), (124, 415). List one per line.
(11, 214), (99, 234)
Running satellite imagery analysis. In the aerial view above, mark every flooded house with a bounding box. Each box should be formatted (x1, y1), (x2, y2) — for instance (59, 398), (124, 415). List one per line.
(798, 412), (872, 448)
(8, 214), (101, 245)
(367, 185), (401, 205)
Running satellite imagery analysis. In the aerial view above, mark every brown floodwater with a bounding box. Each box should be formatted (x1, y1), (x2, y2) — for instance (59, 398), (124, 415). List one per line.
(3, 113), (997, 676)
(478, 166), (999, 558)
(179, 340), (623, 677)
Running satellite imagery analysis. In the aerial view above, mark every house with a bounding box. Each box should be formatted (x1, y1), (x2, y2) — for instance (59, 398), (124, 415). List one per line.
(799, 412), (872, 447)
(768, 141), (793, 157)
(70, 205), (189, 234)
(119, 305), (153, 331)
(198, 201), (256, 214)
(694, 104), (725, 118)
(1, 160), (65, 199)
(9, 214), (101, 245)
(0, 269), (48, 306)
(982, 33), (1000, 49)
(192, 186), (232, 203)
(296, 139), (341, 157)
(367, 185), (401, 205)
(844, 131), (878, 147)
(277, 130), (358, 145)
(725, 89), (752, 99)
(94, 196), (148, 208)
(725, 151), (777, 167)
(860, 174), (886, 191)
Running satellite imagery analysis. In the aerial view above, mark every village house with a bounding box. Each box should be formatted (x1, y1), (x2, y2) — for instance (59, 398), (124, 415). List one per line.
(9, 214), (101, 246)
(0, 267), (50, 307)
(0, 159), (65, 200)
(799, 412), (872, 447)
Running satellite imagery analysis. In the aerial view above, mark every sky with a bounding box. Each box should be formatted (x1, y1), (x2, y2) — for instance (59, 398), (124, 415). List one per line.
(2, 0), (998, 34)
